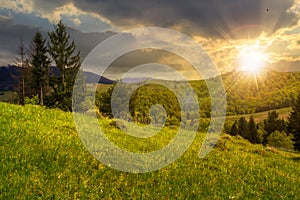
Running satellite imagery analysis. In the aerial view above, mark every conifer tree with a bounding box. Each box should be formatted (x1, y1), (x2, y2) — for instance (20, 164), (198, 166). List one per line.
(238, 117), (248, 138)
(263, 111), (280, 145)
(288, 93), (300, 150)
(48, 21), (81, 111)
(31, 31), (50, 105)
(230, 121), (238, 136)
(248, 116), (259, 144)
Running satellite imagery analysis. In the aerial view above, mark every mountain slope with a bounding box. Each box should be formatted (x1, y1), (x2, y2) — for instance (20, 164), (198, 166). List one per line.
(0, 66), (114, 91)
(188, 70), (300, 115)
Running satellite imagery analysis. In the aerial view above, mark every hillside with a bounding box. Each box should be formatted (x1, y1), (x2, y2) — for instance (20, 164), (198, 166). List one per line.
(1, 103), (299, 199)
(221, 70), (300, 114)
(0, 66), (113, 91)
(225, 107), (292, 122)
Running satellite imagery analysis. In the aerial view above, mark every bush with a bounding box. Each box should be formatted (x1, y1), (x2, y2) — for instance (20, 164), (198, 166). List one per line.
(267, 131), (294, 150)
(24, 95), (39, 105)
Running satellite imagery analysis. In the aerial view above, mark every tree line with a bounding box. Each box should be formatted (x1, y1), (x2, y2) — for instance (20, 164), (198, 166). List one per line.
(14, 21), (82, 111)
(97, 82), (300, 151)
(227, 94), (300, 151)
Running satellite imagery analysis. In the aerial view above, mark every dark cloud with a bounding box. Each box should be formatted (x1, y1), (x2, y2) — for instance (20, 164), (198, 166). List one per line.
(67, 28), (115, 60)
(101, 49), (197, 79)
(0, 17), (115, 65)
(32, 0), (72, 12)
(72, 0), (298, 38)
(0, 17), (37, 64)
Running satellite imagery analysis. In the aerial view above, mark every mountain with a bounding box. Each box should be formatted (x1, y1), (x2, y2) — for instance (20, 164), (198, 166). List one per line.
(0, 65), (114, 91)
(120, 77), (154, 83)
(84, 71), (114, 84)
(0, 65), (19, 91)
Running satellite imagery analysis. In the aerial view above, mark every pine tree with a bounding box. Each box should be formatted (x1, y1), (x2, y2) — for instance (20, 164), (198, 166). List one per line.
(30, 31), (50, 105)
(229, 121), (238, 136)
(288, 93), (300, 150)
(263, 110), (280, 145)
(48, 21), (81, 111)
(238, 117), (248, 138)
(248, 116), (259, 144)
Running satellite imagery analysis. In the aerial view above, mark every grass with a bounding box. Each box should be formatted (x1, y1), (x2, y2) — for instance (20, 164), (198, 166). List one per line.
(0, 103), (299, 199)
(226, 107), (292, 122)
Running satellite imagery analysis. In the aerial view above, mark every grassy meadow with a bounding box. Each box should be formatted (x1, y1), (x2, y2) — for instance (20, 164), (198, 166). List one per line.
(0, 102), (299, 199)
(225, 107), (292, 122)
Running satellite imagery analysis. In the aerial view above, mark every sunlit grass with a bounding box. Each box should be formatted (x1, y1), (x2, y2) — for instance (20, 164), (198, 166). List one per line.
(0, 103), (299, 199)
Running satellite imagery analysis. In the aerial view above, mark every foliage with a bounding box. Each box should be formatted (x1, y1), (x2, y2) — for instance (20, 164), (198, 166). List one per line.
(267, 131), (294, 150)
(247, 116), (260, 144)
(229, 121), (238, 136)
(24, 95), (39, 105)
(30, 31), (50, 105)
(227, 113), (289, 146)
(263, 111), (286, 145)
(237, 117), (248, 138)
(96, 84), (114, 117)
(47, 21), (81, 111)
(288, 92), (300, 150)
(222, 70), (300, 115)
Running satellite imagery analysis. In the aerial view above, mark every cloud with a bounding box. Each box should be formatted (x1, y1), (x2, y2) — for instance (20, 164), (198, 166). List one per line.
(0, 0), (113, 32)
(0, 0), (300, 74)
(0, 15), (115, 66)
(2, 0), (296, 38)
(73, 18), (81, 26)
(72, 0), (299, 39)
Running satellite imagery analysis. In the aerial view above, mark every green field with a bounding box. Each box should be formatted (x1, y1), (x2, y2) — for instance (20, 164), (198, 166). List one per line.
(226, 107), (292, 122)
(1, 103), (299, 199)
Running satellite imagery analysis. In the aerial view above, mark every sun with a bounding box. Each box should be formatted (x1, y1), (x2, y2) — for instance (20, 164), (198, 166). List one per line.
(238, 43), (268, 73)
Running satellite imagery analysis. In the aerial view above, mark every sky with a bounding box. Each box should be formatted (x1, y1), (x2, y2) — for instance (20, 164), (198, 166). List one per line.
(0, 0), (300, 80)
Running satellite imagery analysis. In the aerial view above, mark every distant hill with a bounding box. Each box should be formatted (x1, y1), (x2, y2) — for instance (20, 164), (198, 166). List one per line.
(83, 71), (114, 84)
(0, 66), (19, 91)
(0, 65), (114, 91)
(96, 69), (300, 118)
(221, 69), (300, 114)
(188, 70), (298, 115)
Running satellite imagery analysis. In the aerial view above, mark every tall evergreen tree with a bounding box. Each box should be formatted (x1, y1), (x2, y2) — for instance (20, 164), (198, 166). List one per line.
(48, 21), (81, 111)
(229, 121), (238, 136)
(31, 31), (50, 105)
(248, 116), (259, 144)
(238, 117), (248, 138)
(263, 110), (280, 145)
(288, 93), (300, 150)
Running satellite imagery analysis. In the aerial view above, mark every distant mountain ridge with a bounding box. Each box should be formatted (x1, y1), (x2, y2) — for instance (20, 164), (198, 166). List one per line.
(0, 65), (114, 91)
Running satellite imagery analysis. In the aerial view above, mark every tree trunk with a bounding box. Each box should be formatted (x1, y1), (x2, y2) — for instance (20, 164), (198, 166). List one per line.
(40, 86), (43, 105)
(21, 75), (25, 105)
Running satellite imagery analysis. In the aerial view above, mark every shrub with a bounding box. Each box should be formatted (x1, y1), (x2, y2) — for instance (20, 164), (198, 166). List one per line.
(267, 131), (294, 150)
(24, 95), (39, 105)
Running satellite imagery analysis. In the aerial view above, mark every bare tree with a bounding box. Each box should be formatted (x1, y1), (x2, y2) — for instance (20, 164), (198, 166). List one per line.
(14, 36), (29, 105)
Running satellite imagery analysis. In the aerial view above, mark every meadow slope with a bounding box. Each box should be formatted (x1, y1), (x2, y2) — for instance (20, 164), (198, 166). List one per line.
(0, 103), (299, 199)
